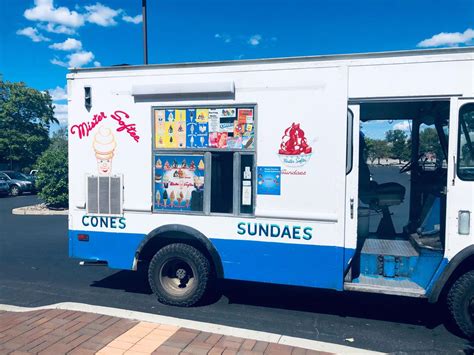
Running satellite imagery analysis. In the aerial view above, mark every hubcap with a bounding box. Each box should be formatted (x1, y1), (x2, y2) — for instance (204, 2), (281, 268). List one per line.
(159, 258), (196, 297)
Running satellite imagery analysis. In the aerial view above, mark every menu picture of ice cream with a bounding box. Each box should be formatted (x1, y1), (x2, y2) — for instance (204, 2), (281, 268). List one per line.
(209, 132), (228, 148)
(154, 107), (254, 150)
(186, 109), (208, 148)
(154, 154), (205, 212)
(154, 110), (166, 149)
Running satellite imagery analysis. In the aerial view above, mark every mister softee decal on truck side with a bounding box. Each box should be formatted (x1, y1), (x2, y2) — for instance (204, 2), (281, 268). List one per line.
(93, 127), (116, 175)
(278, 123), (312, 174)
(237, 222), (313, 240)
(71, 110), (140, 142)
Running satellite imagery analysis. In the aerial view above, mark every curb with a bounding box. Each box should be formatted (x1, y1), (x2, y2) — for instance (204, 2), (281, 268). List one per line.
(12, 204), (68, 216)
(0, 302), (384, 354)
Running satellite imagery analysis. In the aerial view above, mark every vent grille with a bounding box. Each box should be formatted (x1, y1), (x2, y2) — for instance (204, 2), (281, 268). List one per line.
(87, 175), (122, 215)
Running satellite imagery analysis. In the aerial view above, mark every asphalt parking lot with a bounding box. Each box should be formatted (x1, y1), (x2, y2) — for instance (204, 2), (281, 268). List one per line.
(0, 194), (472, 354)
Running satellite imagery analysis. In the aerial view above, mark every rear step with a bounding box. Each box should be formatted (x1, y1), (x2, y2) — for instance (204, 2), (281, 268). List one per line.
(345, 275), (425, 297)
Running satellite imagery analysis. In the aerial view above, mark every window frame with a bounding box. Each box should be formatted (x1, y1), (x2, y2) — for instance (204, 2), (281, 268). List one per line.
(457, 103), (474, 181)
(151, 104), (257, 217)
(346, 109), (354, 175)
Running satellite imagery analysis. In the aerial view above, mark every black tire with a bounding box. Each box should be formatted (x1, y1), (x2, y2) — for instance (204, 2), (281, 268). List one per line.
(447, 270), (474, 338)
(10, 185), (21, 196)
(148, 243), (211, 307)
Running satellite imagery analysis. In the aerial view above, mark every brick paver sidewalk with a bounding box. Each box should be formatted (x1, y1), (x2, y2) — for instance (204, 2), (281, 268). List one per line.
(0, 310), (331, 354)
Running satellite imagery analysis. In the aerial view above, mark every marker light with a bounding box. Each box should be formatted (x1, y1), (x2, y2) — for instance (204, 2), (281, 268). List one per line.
(459, 211), (471, 235)
(78, 234), (89, 241)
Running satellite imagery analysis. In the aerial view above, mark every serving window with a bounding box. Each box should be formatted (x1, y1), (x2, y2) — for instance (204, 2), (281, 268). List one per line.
(152, 105), (256, 216)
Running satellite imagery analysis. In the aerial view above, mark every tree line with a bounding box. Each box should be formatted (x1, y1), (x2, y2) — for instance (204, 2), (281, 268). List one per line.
(0, 79), (68, 207)
(365, 127), (442, 165)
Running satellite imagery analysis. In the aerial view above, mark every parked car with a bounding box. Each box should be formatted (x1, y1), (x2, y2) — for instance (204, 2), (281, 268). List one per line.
(0, 179), (9, 196)
(0, 171), (36, 196)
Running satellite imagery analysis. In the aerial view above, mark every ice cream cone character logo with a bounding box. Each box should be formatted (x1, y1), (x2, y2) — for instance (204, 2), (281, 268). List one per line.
(278, 123), (313, 167)
(93, 127), (117, 175)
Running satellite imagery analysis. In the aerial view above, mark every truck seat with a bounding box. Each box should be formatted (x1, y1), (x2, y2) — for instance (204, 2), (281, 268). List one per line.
(374, 182), (406, 207)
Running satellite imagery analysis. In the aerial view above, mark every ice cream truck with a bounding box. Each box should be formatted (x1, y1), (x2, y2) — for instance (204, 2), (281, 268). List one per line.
(68, 47), (474, 337)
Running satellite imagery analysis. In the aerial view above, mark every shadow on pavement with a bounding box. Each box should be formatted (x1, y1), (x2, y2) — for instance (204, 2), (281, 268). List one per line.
(90, 265), (470, 339)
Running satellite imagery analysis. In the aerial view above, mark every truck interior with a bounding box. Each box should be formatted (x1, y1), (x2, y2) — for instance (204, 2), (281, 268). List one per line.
(346, 100), (450, 296)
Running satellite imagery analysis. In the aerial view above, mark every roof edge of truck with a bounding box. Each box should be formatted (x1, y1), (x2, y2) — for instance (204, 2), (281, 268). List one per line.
(69, 46), (474, 73)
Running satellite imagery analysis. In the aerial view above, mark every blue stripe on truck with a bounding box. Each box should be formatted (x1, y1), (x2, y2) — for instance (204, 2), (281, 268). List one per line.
(69, 229), (350, 290)
(210, 239), (348, 290)
(69, 230), (145, 270)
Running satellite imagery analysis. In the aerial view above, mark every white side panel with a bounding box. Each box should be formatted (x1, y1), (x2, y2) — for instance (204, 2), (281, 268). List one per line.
(68, 65), (349, 249)
(349, 60), (474, 99)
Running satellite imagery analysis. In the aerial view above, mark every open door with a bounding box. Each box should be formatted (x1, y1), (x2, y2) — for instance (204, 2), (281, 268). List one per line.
(446, 98), (474, 259)
(344, 105), (360, 278)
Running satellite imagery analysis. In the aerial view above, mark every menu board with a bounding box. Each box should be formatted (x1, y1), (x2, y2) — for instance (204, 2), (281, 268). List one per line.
(154, 154), (205, 212)
(154, 107), (254, 150)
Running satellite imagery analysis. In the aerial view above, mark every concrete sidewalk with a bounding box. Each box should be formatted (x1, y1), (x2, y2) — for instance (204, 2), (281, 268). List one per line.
(0, 303), (383, 354)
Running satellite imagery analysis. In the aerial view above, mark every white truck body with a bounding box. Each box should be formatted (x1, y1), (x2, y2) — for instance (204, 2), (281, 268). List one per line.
(68, 47), (474, 301)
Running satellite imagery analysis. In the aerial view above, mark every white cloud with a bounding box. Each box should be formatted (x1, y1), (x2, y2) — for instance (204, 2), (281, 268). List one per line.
(122, 14), (142, 24)
(48, 86), (67, 101)
(24, 0), (84, 28)
(93, 61), (101, 67)
(393, 120), (411, 131)
(215, 33), (231, 43)
(85, 3), (121, 27)
(417, 28), (474, 48)
(68, 51), (95, 67)
(49, 38), (82, 51)
(51, 51), (95, 68)
(39, 22), (76, 35)
(248, 34), (262, 46)
(16, 27), (50, 42)
(50, 58), (68, 67)
(53, 103), (68, 124)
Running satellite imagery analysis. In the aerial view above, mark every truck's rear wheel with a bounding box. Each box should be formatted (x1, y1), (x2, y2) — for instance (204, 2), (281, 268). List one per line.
(148, 243), (210, 307)
(447, 270), (474, 338)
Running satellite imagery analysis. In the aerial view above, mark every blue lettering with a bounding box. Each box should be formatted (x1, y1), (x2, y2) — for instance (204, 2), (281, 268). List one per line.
(303, 227), (313, 240)
(82, 216), (89, 226)
(293, 226), (301, 239)
(237, 222), (246, 235)
(258, 224), (269, 237)
(281, 225), (291, 238)
(119, 217), (126, 229)
(99, 217), (108, 228)
(270, 224), (280, 237)
(110, 217), (117, 229)
(248, 223), (257, 236)
(90, 217), (98, 227)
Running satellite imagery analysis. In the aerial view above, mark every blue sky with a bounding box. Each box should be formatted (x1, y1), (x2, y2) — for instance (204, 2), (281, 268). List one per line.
(0, 0), (473, 131)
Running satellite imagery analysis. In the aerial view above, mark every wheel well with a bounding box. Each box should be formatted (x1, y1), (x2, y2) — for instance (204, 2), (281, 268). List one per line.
(439, 255), (474, 301)
(429, 247), (474, 303)
(137, 228), (223, 279)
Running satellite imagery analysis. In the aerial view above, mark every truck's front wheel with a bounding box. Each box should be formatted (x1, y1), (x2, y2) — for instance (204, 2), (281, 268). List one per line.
(148, 243), (210, 307)
(447, 270), (474, 338)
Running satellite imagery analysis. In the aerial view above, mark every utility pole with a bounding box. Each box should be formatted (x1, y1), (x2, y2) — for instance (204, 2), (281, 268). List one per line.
(142, 0), (148, 64)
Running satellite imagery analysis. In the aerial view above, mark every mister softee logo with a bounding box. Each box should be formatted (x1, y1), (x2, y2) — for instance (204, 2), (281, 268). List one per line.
(237, 222), (312, 240)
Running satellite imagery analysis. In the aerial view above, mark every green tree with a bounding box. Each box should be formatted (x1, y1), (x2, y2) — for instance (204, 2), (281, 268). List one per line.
(36, 129), (68, 207)
(420, 127), (443, 161)
(365, 138), (389, 164)
(0, 80), (57, 170)
(386, 129), (408, 163)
